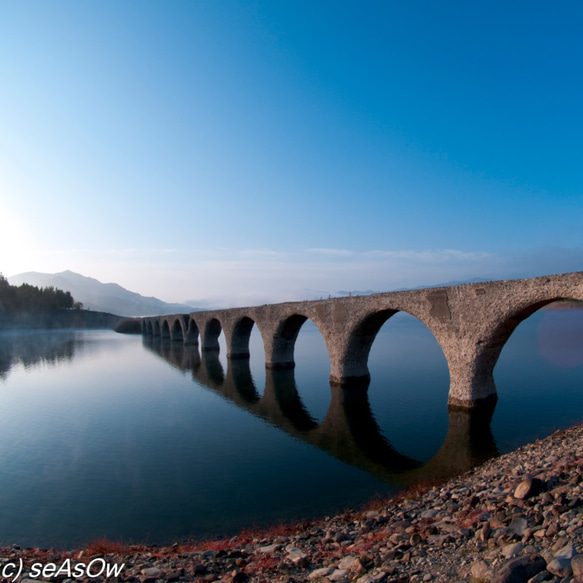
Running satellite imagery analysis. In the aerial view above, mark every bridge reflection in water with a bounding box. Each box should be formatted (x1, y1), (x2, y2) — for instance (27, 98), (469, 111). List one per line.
(143, 336), (499, 488)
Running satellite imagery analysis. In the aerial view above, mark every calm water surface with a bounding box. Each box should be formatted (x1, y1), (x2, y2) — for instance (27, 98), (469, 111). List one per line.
(0, 306), (582, 548)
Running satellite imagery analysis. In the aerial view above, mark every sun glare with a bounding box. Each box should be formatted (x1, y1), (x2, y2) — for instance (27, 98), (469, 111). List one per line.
(0, 210), (39, 276)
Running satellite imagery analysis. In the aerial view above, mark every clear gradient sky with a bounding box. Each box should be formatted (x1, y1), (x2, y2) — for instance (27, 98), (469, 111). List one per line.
(1, 1), (582, 307)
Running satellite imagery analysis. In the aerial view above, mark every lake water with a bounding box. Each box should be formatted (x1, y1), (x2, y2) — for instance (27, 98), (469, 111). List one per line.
(0, 306), (582, 549)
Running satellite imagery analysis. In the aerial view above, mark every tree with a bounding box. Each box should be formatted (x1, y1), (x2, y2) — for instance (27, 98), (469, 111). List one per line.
(0, 274), (80, 313)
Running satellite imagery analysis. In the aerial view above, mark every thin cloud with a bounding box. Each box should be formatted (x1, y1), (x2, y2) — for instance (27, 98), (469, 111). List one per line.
(305, 247), (495, 262)
(306, 248), (356, 256)
(8, 245), (582, 309)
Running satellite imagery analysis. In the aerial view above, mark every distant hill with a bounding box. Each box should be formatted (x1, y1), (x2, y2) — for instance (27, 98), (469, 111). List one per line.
(7, 271), (197, 317)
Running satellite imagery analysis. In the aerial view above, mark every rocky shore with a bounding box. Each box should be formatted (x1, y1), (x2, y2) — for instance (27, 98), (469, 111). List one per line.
(4, 422), (583, 583)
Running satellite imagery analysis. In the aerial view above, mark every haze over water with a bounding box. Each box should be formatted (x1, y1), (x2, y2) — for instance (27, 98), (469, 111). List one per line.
(0, 305), (582, 549)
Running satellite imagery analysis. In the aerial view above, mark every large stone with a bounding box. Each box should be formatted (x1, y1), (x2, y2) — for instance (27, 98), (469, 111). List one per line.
(477, 523), (491, 542)
(141, 567), (162, 578)
(356, 571), (389, 583)
(470, 560), (490, 579)
(546, 557), (572, 578)
(335, 555), (358, 570)
(571, 554), (583, 576)
(509, 517), (529, 536)
(526, 573), (551, 583)
(258, 544), (280, 553)
(286, 545), (308, 565)
(553, 541), (577, 560)
(502, 542), (524, 559)
(490, 554), (546, 583)
(329, 569), (350, 581)
(309, 567), (334, 580)
(514, 476), (542, 500)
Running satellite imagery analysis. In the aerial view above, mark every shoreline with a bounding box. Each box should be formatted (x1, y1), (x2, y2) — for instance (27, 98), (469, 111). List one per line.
(0, 310), (139, 332)
(4, 421), (583, 581)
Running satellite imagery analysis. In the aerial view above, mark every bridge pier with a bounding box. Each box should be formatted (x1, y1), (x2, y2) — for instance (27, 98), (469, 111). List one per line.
(226, 316), (254, 359)
(262, 314), (308, 370)
(184, 317), (199, 346)
(328, 338), (372, 388)
(447, 372), (498, 410)
(201, 318), (222, 352)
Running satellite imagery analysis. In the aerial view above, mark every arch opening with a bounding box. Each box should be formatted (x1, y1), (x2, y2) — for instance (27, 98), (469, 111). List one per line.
(240, 320), (266, 397)
(366, 311), (450, 462)
(228, 317), (266, 398)
(483, 298), (583, 373)
(288, 317), (331, 424)
(492, 299), (583, 452)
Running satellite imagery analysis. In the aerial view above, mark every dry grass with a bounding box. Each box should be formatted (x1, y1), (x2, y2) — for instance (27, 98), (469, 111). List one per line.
(390, 478), (445, 503)
(79, 477), (445, 562)
(246, 553), (280, 572)
(188, 520), (302, 553)
(360, 492), (389, 513)
(255, 521), (301, 540)
(84, 537), (134, 556)
(193, 537), (234, 552)
(360, 478), (445, 516)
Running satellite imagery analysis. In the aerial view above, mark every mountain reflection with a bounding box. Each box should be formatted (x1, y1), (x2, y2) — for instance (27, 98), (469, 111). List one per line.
(0, 331), (77, 379)
(144, 337), (499, 487)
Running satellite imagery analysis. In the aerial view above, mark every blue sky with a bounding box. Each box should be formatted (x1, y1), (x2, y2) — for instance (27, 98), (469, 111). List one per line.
(1, 1), (582, 306)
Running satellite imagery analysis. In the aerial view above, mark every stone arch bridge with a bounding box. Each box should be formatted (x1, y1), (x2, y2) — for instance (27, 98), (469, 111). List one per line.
(141, 272), (583, 409)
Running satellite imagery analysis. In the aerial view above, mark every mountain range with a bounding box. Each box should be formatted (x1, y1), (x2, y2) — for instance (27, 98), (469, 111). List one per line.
(7, 271), (198, 317)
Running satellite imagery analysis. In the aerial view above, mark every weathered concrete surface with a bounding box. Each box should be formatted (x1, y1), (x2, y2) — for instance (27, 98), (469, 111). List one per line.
(141, 272), (583, 409)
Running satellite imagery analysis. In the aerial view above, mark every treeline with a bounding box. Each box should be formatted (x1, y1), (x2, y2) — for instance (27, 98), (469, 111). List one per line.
(0, 274), (83, 312)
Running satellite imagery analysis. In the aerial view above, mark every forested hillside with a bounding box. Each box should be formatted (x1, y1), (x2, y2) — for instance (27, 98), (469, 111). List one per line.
(0, 274), (81, 312)
(8, 271), (197, 316)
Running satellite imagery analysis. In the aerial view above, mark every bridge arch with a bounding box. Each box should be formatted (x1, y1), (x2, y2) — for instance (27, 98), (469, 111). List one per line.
(333, 308), (399, 384)
(473, 297), (583, 400)
(329, 305), (448, 388)
(447, 285), (583, 409)
(484, 298), (580, 361)
(265, 313), (331, 370)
